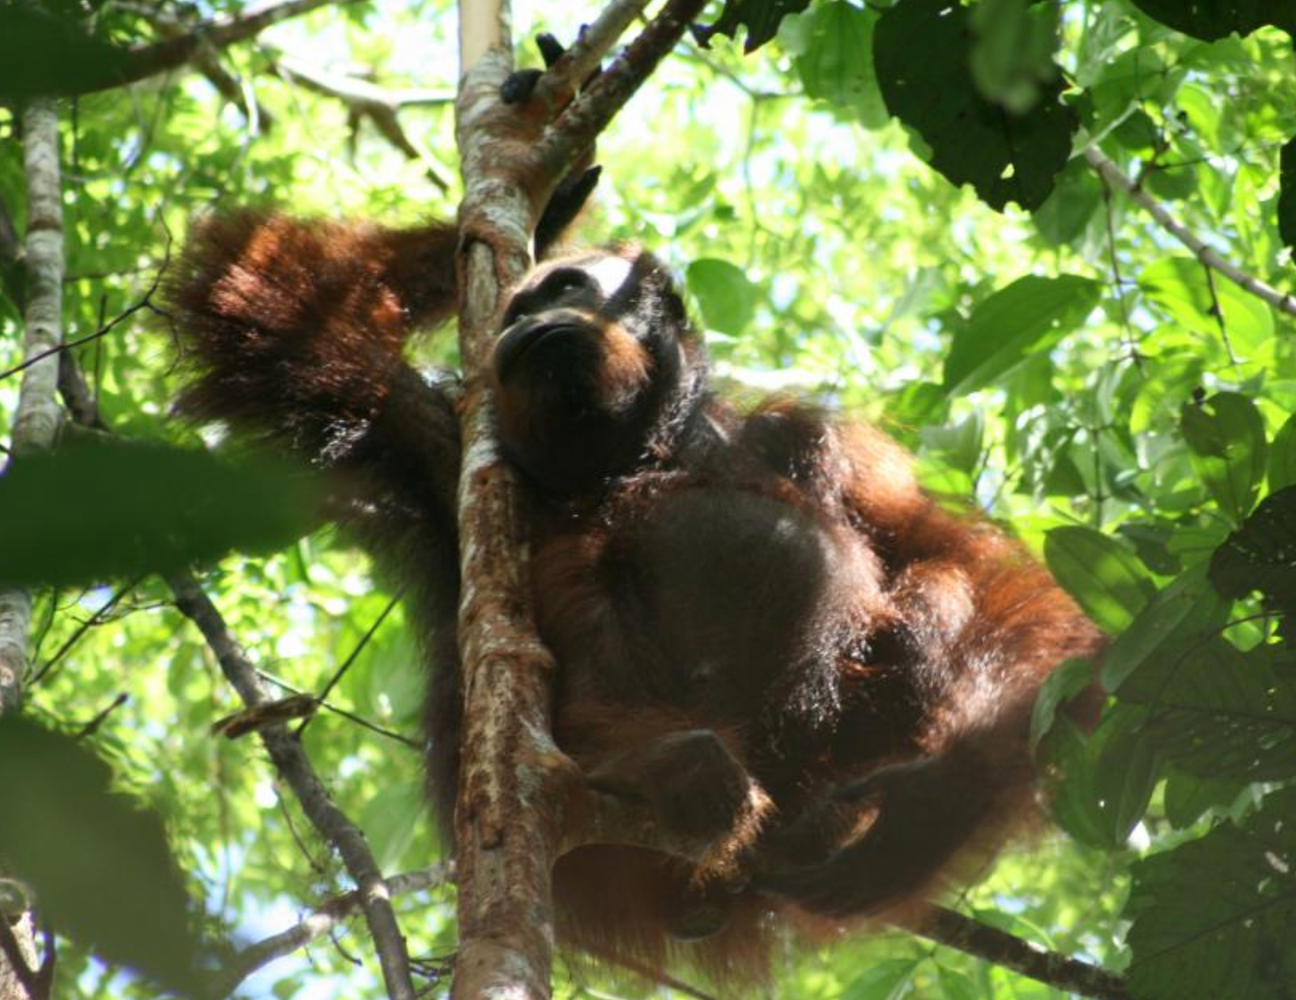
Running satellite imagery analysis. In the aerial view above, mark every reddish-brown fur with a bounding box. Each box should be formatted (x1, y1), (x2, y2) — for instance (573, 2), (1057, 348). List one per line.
(167, 212), (1103, 988)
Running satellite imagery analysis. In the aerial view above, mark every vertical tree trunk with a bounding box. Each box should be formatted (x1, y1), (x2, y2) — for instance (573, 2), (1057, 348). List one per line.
(0, 93), (65, 1000)
(451, 5), (575, 999)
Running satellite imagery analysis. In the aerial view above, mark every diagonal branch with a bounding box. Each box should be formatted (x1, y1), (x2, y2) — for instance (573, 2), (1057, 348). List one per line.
(68, 0), (365, 96)
(534, 0), (710, 181)
(270, 54), (454, 191)
(902, 905), (1130, 1000)
(209, 863), (450, 996)
(164, 572), (418, 1000)
(1084, 146), (1296, 320)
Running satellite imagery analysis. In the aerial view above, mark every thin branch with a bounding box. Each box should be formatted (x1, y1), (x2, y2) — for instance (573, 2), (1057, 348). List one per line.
(296, 589), (403, 737)
(1084, 145), (1296, 320)
(901, 905), (1130, 1000)
(140, 4), (274, 131)
(208, 864), (450, 997)
(73, 692), (130, 740)
(165, 572), (418, 1000)
(534, 0), (711, 180)
(257, 672), (422, 750)
(67, 0), (365, 96)
(532, 0), (654, 108)
(29, 576), (142, 687)
(271, 54), (452, 191)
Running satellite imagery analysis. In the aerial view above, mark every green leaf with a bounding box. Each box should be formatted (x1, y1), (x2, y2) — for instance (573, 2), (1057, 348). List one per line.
(1126, 1), (1296, 41)
(0, 439), (319, 587)
(1093, 707), (1159, 844)
(1180, 391), (1268, 522)
(1163, 769), (1242, 829)
(693, 0), (811, 53)
(1031, 656), (1099, 751)
(874, 0), (1078, 212)
(1279, 138), (1296, 255)
(1126, 785), (1296, 1000)
(1209, 486), (1296, 617)
(943, 275), (1099, 393)
(687, 258), (760, 336)
(1270, 413), (1296, 491)
(1038, 714), (1118, 848)
(1045, 526), (1155, 634)
(969, 0), (1061, 115)
(920, 411), (983, 475)
(1032, 158), (1103, 246)
(359, 780), (425, 871)
(1101, 564), (1230, 692)
(788, 2), (887, 128)
(0, 718), (201, 990)
(0, 5), (132, 98)
(841, 957), (918, 1000)
(1140, 256), (1274, 362)
(1120, 637), (1296, 783)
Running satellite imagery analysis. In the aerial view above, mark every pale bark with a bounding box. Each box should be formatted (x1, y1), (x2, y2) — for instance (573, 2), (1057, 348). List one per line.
(0, 95), (64, 1000)
(0, 95), (63, 715)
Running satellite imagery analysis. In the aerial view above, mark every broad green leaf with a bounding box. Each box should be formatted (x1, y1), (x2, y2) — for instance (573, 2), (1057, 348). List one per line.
(1180, 391), (1268, 522)
(1209, 486), (1296, 616)
(1119, 636), (1296, 784)
(841, 957), (918, 1000)
(787, 2), (887, 128)
(1032, 158), (1103, 246)
(943, 275), (1099, 393)
(0, 439), (319, 587)
(0, 5), (133, 98)
(1092, 707), (1159, 845)
(1162, 769), (1242, 830)
(0, 719), (201, 991)
(358, 780), (425, 871)
(1045, 526), (1154, 634)
(874, 0), (1077, 211)
(693, 0), (811, 52)
(920, 411), (983, 475)
(1031, 656), (1099, 750)
(1139, 256), (1274, 363)
(1279, 137), (1296, 255)
(1101, 564), (1230, 692)
(1126, 785), (1296, 1000)
(969, 0), (1061, 115)
(1126, 1), (1296, 41)
(687, 258), (760, 336)
(1038, 714), (1118, 849)
(1270, 412), (1296, 491)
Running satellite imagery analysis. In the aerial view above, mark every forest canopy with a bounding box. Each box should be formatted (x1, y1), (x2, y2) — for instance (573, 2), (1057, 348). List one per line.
(0, 1), (1295, 998)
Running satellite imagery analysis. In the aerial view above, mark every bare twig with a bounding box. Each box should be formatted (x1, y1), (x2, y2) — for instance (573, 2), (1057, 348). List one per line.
(1084, 145), (1296, 320)
(901, 905), (1130, 1000)
(209, 864), (451, 996)
(165, 572), (418, 1000)
(66, 0), (366, 96)
(29, 577), (142, 687)
(296, 589), (403, 737)
(73, 692), (130, 740)
(271, 54), (453, 191)
(138, 4), (274, 131)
